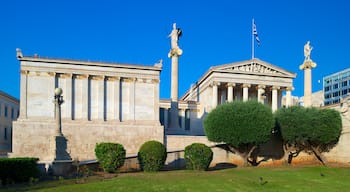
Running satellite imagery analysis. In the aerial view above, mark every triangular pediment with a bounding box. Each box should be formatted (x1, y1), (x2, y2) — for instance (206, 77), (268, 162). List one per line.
(212, 58), (296, 78)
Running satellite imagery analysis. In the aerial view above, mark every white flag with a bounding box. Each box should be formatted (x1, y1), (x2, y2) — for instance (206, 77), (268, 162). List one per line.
(253, 21), (260, 45)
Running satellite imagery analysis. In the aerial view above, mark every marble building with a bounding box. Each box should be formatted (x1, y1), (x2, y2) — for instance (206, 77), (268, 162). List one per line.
(11, 52), (164, 161)
(160, 58), (296, 135)
(0, 90), (19, 153)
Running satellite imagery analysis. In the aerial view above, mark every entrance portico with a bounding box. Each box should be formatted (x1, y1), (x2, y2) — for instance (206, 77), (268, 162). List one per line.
(182, 58), (296, 112)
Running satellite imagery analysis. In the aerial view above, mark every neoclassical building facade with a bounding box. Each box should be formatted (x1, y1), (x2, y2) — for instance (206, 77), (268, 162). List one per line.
(0, 90), (19, 153)
(12, 53), (164, 161)
(160, 58), (296, 135)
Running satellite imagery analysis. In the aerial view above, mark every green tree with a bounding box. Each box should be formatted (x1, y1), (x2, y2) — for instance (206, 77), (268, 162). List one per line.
(275, 106), (342, 165)
(204, 101), (274, 166)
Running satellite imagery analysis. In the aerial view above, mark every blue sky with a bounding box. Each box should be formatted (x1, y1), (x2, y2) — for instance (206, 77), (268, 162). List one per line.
(1, 0), (349, 99)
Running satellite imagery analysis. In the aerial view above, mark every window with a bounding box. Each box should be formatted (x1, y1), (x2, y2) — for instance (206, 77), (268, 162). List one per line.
(324, 86), (331, 92)
(178, 112), (182, 128)
(4, 106), (7, 117)
(342, 89), (348, 95)
(333, 92), (339, 97)
(333, 98), (340, 104)
(159, 108), (165, 126)
(333, 84), (339, 89)
(167, 110), (171, 127)
(342, 81), (348, 87)
(4, 128), (7, 140)
(325, 94), (331, 99)
(185, 109), (191, 131)
(11, 108), (14, 119)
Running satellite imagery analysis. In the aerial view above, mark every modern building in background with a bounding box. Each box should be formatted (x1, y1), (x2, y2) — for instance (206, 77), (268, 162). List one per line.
(323, 68), (350, 105)
(0, 90), (19, 153)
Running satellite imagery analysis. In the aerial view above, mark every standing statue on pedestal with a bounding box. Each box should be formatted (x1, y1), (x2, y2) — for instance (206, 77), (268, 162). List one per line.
(299, 41), (317, 107)
(300, 41), (317, 70)
(168, 23), (183, 57)
(304, 41), (313, 61)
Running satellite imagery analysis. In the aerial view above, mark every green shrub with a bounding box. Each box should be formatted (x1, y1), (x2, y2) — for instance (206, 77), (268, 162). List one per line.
(138, 140), (167, 172)
(0, 157), (39, 185)
(95, 143), (126, 173)
(185, 143), (213, 171)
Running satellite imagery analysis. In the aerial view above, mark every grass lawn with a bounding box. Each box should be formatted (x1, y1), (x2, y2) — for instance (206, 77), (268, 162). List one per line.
(1, 166), (350, 192)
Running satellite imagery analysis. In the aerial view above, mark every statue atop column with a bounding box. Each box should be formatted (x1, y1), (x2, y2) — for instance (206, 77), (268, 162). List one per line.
(304, 41), (313, 61)
(299, 41), (317, 107)
(168, 23), (183, 57)
(300, 41), (317, 70)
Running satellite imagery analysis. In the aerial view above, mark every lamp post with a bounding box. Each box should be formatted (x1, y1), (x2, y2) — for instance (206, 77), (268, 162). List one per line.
(54, 88), (64, 136)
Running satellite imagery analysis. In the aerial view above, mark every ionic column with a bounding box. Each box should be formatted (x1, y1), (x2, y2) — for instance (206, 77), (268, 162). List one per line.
(272, 86), (280, 112)
(129, 78), (136, 120)
(153, 79), (160, 122)
(257, 85), (266, 104)
(242, 84), (251, 102)
(286, 87), (293, 107)
(19, 70), (28, 119)
(96, 76), (105, 120)
(75, 74), (89, 120)
(212, 82), (220, 108)
(58, 73), (72, 120)
(90, 76), (98, 120)
(227, 83), (235, 102)
(48, 72), (56, 118)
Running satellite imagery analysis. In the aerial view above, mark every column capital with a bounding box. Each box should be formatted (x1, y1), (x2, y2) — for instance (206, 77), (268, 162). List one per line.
(226, 83), (236, 87)
(285, 86), (294, 91)
(90, 75), (105, 80)
(272, 86), (280, 90)
(257, 85), (266, 89)
(57, 73), (73, 78)
(20, 70), (29, 75)
(211, 81), (221, 87)
(106, 76), (120, 81)
(74, 74), (89, 79)
(242, 83), (251, 88)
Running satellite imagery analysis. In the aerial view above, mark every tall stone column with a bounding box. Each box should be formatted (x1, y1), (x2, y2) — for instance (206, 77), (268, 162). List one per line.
(242, 84), (251, 102)
(272, 86), (279, 112)
(257, 85), (266, 104)
(286, 87), (293, 107)
(212, 82), (220, 108)
(167, 23), (183, 131)
(227, 83), (235, 102)
(299, 41), (317, 107)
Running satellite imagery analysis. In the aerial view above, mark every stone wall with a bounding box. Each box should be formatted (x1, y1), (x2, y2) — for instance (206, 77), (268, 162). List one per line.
(11, 119), (164, 162)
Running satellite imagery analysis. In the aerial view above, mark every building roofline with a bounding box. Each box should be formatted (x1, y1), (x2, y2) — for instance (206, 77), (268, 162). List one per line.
(18, 56), (162, 72)
(0, 90), (19, 104)
(180, 58), (297, 100)
(323, 67), (350, 79)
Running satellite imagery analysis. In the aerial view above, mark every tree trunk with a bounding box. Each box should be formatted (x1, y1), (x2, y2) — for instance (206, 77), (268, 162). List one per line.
(311, 146), (327, 166)
(228, 145), (256, 167)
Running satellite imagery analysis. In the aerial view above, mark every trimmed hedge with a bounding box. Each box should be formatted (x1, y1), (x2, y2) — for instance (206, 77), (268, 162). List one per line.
(0, 157), (39, 185)
(138, 140), (167, 172)
(95, 142), (126, 173)
(185, 143), (213, 171)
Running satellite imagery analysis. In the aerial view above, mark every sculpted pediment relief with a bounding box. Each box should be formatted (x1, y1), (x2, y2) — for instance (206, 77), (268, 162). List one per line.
(213, 60), (296, 77)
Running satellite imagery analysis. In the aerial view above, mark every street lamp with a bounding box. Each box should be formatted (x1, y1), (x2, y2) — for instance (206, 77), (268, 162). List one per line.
(54, 88), (64, 136)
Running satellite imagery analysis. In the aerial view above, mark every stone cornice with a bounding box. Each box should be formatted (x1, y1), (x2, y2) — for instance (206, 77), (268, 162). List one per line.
(18, 56), (162, 72)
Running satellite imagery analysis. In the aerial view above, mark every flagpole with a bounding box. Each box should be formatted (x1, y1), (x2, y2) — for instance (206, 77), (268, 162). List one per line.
(252, 18), (254, 59)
